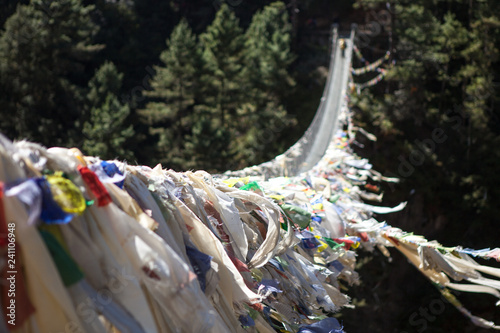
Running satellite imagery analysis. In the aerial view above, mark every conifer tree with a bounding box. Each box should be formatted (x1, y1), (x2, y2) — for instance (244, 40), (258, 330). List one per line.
(183, 105), (235, 172)
(82, 62), (134, 160)
(165, 3), (247, 171)
(0, 0), (102, 146)
(200, 3), (245, 125)
(139, 18), (203, 170)
(234, 1), (297, 165)
(244, 1), (295, 102)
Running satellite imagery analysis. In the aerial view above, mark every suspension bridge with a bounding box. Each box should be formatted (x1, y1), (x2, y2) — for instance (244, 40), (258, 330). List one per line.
(1, 24), (500, 333)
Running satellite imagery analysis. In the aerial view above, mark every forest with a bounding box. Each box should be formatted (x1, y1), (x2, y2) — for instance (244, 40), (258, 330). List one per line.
(1, 0), (500, 331)
(0, 0), (321, 173)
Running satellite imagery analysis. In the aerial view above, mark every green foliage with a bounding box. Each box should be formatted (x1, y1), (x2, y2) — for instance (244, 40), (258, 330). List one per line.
(82, 62), (135, 161)
(232, 101), (293, 167)
(0, 0), (101, 147)
(0, 0), (317, 174)
(244, 1), (295, 100)
(235, 2), (297, 165)
(138, 18), (203, 170)
(353, 0), (500, 226)
(227, 2), (298, 167)
(200, 3), (245, 123)
(139, 5), (247, 171)
(183, 105), (235, 172)
(140, 3), (297, 171)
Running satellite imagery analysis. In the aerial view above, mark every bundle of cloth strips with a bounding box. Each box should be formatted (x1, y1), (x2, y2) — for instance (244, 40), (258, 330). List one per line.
(2, 119), (500, 332)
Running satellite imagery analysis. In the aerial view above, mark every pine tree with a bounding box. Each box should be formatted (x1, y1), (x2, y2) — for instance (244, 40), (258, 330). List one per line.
(0, 0), (102, 147)
(232, 101), (293, 168)
(200, 3), (245, 125)
(117, 3), (301, 171)
(82, 62), (134, 161)
(161, 3), (247, 171)
(244, 1), (295, 102)
(236, 1), (297, 164)
(138, 18), (203, 170)
(183, 105), (235, 172)
(93, 0), (177, 92)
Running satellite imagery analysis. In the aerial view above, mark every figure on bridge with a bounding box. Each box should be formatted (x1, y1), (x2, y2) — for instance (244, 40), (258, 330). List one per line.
(339, 38), (346, 57)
